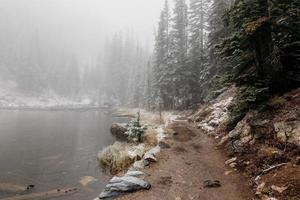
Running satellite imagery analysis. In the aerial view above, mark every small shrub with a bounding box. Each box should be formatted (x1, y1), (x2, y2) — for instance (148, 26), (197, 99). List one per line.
(98, 142), (146, 174)
(126, 111), (147, 143)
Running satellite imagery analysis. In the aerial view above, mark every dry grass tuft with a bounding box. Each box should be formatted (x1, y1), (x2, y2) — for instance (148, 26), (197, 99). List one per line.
(144, 128), (158, 147)
(98, 142), (147, 174)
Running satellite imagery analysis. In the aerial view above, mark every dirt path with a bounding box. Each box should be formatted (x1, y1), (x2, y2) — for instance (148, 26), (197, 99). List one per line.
(117, 120), (254, 200)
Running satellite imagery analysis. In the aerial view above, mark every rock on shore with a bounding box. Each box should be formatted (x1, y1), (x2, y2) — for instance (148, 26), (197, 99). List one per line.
(95, 171), (151, 199)
(111, 123), (128, 140)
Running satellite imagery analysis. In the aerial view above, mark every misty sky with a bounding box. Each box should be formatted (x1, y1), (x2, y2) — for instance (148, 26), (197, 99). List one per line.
(0, 0), (165, 56)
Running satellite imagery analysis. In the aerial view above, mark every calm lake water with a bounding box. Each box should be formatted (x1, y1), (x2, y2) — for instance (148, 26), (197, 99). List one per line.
(0, 110), (129, 199)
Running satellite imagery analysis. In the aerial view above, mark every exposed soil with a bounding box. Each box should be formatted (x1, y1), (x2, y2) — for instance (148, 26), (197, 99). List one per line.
(170, 125), (196, 142)
(261, 164), (300, 200)
(219, 88), (300, 200)
(117, 121), (254, 200)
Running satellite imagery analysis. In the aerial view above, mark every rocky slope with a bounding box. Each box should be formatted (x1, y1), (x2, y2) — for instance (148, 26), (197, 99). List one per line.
(189, 87), (300, 200)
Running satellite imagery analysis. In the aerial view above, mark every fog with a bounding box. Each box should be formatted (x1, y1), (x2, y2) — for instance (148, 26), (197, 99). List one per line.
(0, 0), (163, 54)
(0, 0), (164, 107)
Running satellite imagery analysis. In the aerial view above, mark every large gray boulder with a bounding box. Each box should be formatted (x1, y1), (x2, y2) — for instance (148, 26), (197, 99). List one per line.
(110, 123), (128, 140)
(96, 175), (151, 199)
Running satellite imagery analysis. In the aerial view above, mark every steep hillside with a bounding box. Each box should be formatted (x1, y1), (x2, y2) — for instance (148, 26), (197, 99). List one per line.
(189, 87), (300, 200)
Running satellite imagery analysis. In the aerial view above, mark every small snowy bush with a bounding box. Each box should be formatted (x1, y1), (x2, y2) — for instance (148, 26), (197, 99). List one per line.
(126, 112), (147, 143)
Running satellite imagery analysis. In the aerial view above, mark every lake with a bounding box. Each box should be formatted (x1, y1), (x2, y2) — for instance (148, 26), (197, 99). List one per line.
(0, 109), (129, 200)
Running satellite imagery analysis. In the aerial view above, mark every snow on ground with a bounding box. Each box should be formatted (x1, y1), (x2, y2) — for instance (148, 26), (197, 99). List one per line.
(164, 114), (180, 127)
(197, 97), (233, 132)
(0, 81), (98, 109)
(156, 126), (166, 142)
(190, 86), (237, 134)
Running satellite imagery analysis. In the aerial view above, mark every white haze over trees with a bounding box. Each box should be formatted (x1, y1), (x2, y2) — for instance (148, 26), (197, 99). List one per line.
(0, 0), (164, 107)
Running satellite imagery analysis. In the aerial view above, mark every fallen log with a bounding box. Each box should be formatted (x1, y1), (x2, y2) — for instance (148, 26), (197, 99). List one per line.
(261, 163), (288, 174)
(255, 163), (288, 182)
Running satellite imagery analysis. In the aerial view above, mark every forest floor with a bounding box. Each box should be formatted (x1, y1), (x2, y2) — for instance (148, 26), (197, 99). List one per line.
(116, 119), (254, 200)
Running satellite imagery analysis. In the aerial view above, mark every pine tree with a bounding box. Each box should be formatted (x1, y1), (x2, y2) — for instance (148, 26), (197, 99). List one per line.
(208, 0), (229, 59)
(188, 0), (211, 104)
(214, 0), (300, 126)
(153, 0), (171, 108)
(169, 0), (189, 108)
(106, 33), (124, 102)
(189, 0), (210, 63)
(144, 59), (152, 110)
(192, 0), (232, 101)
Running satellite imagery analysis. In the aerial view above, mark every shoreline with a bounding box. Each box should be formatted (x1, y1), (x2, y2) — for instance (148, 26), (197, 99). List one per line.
(94, 108), (177, 199)
(0, 106), (112, 112)
(104, 109), (254, 200)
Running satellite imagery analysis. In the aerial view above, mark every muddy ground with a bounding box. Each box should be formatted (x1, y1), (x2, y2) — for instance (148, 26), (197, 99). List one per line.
(117, 120), (254, 200)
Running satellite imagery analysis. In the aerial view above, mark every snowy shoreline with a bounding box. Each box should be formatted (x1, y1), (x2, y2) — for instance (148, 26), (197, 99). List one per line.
(0, 86), (112, 111)
(95, 109), (177, 199)
(0, 105), (111, 111)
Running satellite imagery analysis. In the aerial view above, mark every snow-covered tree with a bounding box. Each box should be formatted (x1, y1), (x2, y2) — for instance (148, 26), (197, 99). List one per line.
(189, 0), (210, 64)
(188, 0), (211, 104)
(152, 0), (171, 108)
(169, 0), (189, 108)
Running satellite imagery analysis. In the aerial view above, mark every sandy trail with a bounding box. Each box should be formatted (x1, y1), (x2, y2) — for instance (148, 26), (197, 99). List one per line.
(117, 120), (254, 200)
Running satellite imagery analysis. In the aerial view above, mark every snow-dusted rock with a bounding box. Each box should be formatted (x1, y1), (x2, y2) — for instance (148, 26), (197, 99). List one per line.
(274, 121), (300, 146)
(147, 146), (161, 156)
(110, 123), (128, 140)
(229, 162), (237, 168)
(144, 153), (157, 162)
(256, 182), (266, 195)
(218, 135), (230, 146)
(96, 176), (151, 199)
(158, 141), (171, 149)
(271, 185), (288, 194)
(144, 146), (160, 162)
(132, 160), (145, 169)
(225, 112), (257, 151)
(125, 170), (144, 178)
(127, 144), (146, 160)
(189, 86), (237, 134)
(225, 157), (237, 165)
(197, 97), (234, 133)
(228, 118), (252, 139)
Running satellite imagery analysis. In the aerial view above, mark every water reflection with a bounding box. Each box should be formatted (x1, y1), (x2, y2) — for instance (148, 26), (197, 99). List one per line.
(0, 110), (128, 199)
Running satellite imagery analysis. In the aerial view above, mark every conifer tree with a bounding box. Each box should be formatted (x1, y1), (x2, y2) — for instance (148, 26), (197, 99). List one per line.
(153, 0), (171, 108)
(188, 0), (211, 104)
(169, 0), (189, 108)
(216, 0), (300, 125)
(189, 0), (210, 63)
